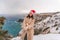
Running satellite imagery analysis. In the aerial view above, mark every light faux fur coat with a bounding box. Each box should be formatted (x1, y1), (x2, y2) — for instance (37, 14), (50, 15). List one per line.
(21, 16), (35, 40)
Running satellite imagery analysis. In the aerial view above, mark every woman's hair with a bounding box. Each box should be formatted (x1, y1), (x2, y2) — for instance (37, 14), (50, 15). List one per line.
(26, 14), (34, 19)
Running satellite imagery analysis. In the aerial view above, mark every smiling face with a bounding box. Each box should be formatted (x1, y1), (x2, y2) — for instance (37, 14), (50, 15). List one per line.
(29, 12), (33, 16)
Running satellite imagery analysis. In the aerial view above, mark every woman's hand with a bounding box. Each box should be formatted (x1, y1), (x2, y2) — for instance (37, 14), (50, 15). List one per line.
(23, 26), (28, 31)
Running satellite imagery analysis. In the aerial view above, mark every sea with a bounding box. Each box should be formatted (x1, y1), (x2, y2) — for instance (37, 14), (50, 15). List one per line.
(2, 16), (22, 37)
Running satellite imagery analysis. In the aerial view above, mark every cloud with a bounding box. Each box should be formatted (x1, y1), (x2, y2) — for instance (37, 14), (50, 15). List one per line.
(0, 0), (60, 14)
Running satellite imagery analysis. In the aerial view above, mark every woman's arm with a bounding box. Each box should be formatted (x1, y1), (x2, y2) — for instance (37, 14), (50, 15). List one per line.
(28, 19), (35, 30)
(22, 17), (26, 29)
(22, 17), (28, 30)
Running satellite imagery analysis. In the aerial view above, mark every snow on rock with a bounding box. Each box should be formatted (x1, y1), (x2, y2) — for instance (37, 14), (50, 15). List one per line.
(11, 34), (60, 40)
(34, 13), (60, 34)
(11, 36), (21, 40)
(33, 34), (60, 40)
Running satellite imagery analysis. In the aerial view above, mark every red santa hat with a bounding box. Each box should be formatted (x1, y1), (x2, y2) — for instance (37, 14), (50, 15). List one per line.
(30, 10), (36, 14)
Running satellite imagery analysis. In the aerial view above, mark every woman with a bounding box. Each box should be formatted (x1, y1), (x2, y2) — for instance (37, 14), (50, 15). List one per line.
(21, 10), (36, 40)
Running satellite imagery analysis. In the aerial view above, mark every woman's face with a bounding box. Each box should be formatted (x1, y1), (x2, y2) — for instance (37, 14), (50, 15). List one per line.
(29, 12), (33, 16)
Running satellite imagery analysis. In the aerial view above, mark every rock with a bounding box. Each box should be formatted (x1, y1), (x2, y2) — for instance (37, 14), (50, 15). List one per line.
(34, 12), (60, 34)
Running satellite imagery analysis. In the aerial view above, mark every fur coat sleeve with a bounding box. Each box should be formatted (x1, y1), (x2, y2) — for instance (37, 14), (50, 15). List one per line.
(22, 17), (27, 29)
(27, 19), (35, 30)
(22, 17), (35, 30)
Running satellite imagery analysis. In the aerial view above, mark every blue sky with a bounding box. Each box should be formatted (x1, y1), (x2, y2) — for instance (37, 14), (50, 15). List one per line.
(0, 0), (60, 15)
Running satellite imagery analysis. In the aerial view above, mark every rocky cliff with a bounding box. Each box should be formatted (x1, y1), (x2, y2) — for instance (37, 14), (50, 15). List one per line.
(34, 12), (60, 35)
